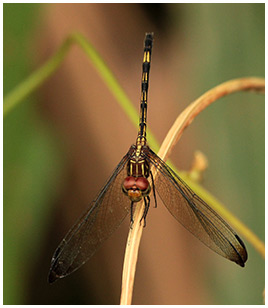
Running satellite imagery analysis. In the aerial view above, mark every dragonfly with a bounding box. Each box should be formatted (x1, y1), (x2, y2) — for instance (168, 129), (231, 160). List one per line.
(48, 33), (247, 283)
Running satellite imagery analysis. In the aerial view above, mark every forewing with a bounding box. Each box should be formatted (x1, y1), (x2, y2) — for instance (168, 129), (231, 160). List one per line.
(147, 148), (247, 266)
(49, 152), (131, 282)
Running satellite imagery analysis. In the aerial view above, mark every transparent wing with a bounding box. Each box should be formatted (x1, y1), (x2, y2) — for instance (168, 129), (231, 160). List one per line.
(48, 152), (131, 283)
(147, 148), (247, 266)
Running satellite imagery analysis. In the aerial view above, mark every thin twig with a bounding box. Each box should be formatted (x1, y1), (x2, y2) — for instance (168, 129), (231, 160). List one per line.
(120, 77), (265, 305)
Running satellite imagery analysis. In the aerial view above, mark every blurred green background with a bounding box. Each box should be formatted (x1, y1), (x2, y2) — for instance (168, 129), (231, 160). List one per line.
(3, 3), (264, 305)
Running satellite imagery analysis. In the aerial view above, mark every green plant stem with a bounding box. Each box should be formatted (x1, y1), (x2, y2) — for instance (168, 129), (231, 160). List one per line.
(4, 37), (70, 117)
(3, 32), (160, 150)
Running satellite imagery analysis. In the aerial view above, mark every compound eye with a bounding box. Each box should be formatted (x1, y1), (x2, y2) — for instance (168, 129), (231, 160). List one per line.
(135, 177), (149, 191)
(123, 176), (136, 190)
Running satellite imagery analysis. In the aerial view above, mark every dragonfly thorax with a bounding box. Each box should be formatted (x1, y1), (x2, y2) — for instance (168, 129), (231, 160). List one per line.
(126, 144), (150, 178)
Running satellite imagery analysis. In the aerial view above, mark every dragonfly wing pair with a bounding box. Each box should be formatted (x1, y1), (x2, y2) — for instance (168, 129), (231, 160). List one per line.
(48, 153), (131, 283)
(147, 147), (248, 267)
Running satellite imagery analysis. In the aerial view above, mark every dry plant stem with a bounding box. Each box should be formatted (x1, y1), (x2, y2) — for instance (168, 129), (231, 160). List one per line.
(120, 77), (265, 305)
(120, 202), (145, 305)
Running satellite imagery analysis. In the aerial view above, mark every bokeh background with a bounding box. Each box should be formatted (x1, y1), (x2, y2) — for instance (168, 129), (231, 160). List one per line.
(3, 3), (264, 305)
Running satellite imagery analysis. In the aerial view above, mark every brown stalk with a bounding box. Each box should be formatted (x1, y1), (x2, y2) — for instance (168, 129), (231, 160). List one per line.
(120, 77), (265, 305)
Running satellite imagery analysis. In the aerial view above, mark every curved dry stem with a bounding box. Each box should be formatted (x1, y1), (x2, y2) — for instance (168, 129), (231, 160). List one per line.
(158, 77), (265, 161)
(120, 77), (265, 305)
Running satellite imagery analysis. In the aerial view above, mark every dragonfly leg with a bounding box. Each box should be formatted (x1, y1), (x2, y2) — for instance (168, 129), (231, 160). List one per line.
(150, 171), (157, 208)
(140, 196), (150, 227)
(130, 201), (134, 228)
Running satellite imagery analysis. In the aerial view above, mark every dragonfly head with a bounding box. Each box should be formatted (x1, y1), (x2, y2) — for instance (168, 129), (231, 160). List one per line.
(122, 176), (151, 202)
